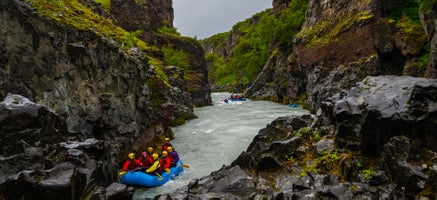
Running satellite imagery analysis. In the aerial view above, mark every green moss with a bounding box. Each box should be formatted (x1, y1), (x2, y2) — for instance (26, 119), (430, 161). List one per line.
(94, 0), (110, 10)
(26, 0), (157, 52)
(148, 57), (170, 87)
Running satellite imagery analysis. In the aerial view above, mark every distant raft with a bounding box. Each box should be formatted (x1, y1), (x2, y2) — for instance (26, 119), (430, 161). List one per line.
(120, 160), (184, 187)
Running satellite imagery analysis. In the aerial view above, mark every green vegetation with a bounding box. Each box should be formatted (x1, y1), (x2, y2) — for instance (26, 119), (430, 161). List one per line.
(299, 163), (318, 177)
(386, 0), (429, 76)
(293, 127), (321, 142)
(162, 44), (190, 72)
(204, 32), (230, 50)
(94, 0), (110, 10)
(204, 0), (308, 88)
(413, 42), (431, 76)
(27, 0), (156, 52)
(159, 21), (181, 36)
(361, 168), (375, 179)
(121, 30), (143, 48)
(148, 58), (170, 87)
(387, 0), (420, 22)
(418, 0), (437, 11)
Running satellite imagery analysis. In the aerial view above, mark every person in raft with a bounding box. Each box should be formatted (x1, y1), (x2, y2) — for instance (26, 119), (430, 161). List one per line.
(159, 151), (171, 173)
(146, 147), (154, 157)
(122, 153), (144, 172)
(167, 147), (179, 167)
(145, 153), (161, 174)
(162, 137), (172, 152)
(139, 152), (154, 170)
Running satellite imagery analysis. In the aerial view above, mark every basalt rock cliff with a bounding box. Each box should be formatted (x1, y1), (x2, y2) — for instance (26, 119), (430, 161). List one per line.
(0, 0), (210, 198)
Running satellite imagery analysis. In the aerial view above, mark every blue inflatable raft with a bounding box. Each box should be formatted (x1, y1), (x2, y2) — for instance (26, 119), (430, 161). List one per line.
(120, 160), (184, 187)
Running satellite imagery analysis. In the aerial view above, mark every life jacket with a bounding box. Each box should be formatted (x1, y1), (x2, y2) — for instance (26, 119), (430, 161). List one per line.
(159, 156), (171, 170)
(163, 143), (172, 152)
(123, 159), (140, 171)
(140, 156), (153, 168)
(168, 153), (175, 163)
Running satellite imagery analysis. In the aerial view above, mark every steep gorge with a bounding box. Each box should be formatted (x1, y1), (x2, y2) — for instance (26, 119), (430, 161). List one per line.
(203, 0), (437, 112)
(0, 0), (211, 160)
(166, 0), (437, 199)
(0, 0), (210, 198)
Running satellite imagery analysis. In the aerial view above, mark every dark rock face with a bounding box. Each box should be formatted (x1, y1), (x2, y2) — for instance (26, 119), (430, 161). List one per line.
(159, 165), (256, 199)
(0, 0), (200, 161)
(159, 75), (437, 199)
(233, 115), (313, 172)
(0, 95), (125, 199)
(110, 0), (173, 32)
(0, 94), (67, 156)
(321, 76), (437, 156)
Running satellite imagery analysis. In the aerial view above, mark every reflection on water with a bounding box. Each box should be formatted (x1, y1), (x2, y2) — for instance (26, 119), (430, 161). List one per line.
(133, 93), (309, 199)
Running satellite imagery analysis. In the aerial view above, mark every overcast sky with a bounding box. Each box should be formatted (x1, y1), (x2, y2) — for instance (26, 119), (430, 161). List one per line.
(173, 0), (272, 39)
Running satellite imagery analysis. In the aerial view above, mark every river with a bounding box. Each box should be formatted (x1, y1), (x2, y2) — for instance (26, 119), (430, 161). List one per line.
(133, 92), (309, 199)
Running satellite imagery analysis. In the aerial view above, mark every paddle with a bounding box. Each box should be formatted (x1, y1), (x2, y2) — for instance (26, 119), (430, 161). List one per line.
(119, 167), (144, 176)
(181, 164), (190, 168)
(155, 172), (163, 180)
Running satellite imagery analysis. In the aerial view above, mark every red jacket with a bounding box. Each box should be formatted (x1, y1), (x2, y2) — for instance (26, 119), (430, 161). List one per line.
(163, 142), (172, 152)
(159, 156), (171, 170)
(140, 156), (154, 168)
(122, 159), (143, 171)
(168, 153), (175, 163)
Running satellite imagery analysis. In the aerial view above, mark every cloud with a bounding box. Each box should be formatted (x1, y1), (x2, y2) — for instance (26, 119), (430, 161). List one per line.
(173, 0), (272, 38)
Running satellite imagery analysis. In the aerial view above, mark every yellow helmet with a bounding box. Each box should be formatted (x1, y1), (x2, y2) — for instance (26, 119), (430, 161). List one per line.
(167, 147), (173, 152)
(165, 137), (170, 141)
(148, 147), (153, 151)
(128, 153), (135, 159)
(152, 153), (158, 160)
(162, 151), (168, 156)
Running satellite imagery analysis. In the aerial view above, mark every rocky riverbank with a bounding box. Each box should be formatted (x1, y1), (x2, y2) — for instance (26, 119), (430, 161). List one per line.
(158, 76), (437, 199)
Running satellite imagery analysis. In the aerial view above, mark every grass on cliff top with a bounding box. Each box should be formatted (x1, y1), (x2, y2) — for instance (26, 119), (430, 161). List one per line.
(27, 0), (157, 52)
